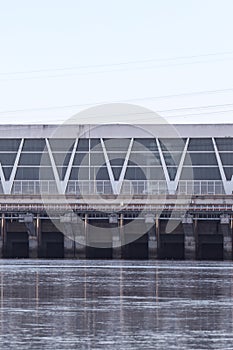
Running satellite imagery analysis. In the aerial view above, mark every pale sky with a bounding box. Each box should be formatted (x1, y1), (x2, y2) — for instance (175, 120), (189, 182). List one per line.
(1, 0), (233, 124)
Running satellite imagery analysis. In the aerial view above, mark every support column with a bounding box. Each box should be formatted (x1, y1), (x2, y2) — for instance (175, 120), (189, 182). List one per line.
(155, 214), (160, 258)
(61, 213), (86, 259)
(194, 215), (198, 260)
(0, 214), (5, 258)
(23, 214), (38, 259)
(37, 215), (41, 258)
(220, 214), (232, 260)
(63, 224), (75, 258)
(112, 214), (122, 259)
(74, 214), (87, 259)
(183, 215), (196, 260)
(29, 236), (38, 259)
(75, 218), (88, 259)
(146, 214), (157, 259)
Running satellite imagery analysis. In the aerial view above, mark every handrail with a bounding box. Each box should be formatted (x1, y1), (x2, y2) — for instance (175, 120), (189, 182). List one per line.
(7, 179), (226, 195)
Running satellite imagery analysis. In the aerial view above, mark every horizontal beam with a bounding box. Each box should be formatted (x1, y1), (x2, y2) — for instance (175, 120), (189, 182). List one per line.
(0, 203), (232, 213)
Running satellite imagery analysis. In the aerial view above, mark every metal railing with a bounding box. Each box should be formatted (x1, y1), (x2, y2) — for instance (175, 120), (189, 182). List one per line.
(66, 180), (168, 195)
(12, 181), (58, 195)
(10, 180), (168, 195)
(7, 179), (226, 195)
(177, 180), (225, 195)
(120, 180), (168, 195)
(66, 180), (113, 195)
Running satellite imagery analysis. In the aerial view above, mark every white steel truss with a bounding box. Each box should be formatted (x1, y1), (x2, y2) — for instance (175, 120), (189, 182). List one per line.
(156, 138), (189, 195)
(101, 138), (133, 195)
(0, 139), (24, 194)
(46, 138), (79, 194)
(0, 136), (232, 196)
(212, 137), (233, 195)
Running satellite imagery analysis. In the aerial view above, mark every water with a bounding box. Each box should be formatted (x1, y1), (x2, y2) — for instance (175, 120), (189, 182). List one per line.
(0, 260), (233, 350)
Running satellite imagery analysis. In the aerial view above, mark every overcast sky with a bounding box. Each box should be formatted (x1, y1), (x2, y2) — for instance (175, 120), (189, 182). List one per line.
(1, 0), (233, 124)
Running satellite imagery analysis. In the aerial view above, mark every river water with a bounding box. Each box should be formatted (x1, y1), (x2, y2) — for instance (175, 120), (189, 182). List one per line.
(0, 260), (233, 349)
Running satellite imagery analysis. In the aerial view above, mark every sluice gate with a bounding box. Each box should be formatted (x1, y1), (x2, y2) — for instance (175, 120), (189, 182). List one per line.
(0, 200), (232, 260)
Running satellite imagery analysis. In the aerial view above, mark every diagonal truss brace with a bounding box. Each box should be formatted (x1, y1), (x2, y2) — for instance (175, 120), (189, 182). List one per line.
(46, 138), (78, 194)
(101, 138), (133, 195)
(0, 139), (24, 194)
(156, 138), (189, 194)
(212, 137), (233, 194)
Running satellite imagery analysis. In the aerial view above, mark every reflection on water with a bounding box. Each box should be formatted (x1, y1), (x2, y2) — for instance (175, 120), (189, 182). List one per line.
(0, 260), (233, 349)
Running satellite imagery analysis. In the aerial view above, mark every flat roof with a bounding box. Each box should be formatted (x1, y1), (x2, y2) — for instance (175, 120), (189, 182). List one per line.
(0, 124), (233, 138)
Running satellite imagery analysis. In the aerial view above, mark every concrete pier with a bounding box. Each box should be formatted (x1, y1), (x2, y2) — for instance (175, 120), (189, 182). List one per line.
(64, 234), (75, 258)
(183, 215), (196, 260)
(74, 214), (86, 259)
(0, 238), (3, 259)
(220, 215), (232, 260)
(28, 236), (38, 258)
(148, 225), (157, 260)
(0, 214), (5, 258)
(25, 214), (38, 258)
(112, 214), (121, 259)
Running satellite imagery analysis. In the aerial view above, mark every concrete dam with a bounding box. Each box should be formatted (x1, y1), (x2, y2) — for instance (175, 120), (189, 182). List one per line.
(0, 123), (233, 260)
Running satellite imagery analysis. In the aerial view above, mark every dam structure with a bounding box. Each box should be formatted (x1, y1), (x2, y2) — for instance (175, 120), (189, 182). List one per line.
(0, 123), (233, 260)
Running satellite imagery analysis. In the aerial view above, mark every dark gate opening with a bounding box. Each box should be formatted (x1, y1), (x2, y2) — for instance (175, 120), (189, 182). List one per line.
(158, 234), (184, 260)
(86, 245), (113, 259)
(197, 234), (223, 260)
(86, 219), (113, 259)
(39, 232), (64, 258)
(122, 234), (148, 260)
(4, 232), (29, 258)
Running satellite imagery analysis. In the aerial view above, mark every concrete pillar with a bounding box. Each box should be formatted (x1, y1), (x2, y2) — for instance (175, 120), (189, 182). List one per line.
(148, 226), (157, 259)
(60, 213), (86, 259)
(194, 216), (198, 259)
(112, 214), (122, 259)
(61, 222), (75, 258)
(182, 215), (196, 260)
(155, 215), (160, 258)
(29, 236), (38, 258)
(36, 215), (41, 257)
(0, 214), (5, 258)
(146, 214), (157, 259)
(75, 239), (86, 259)
(24, 215), (38, 259)
(119, 213), (123, 258)
(74, 214), (87, 259)
(0, 238), (3, 258)
(64, 233), (75, 258)
(220, 215), (232, 260)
